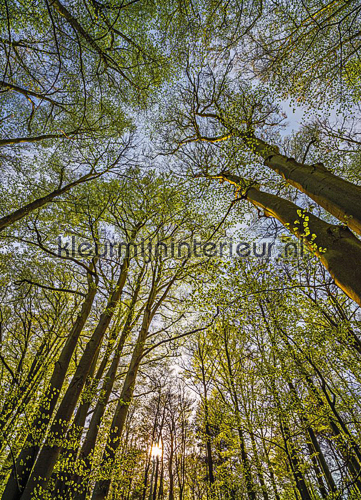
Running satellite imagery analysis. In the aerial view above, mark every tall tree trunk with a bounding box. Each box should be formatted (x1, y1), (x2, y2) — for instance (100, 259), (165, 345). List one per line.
(261, 436), (281, 500)
(305, 433), (328, 498)
(222, 330), (256, 500)
(214, 126), (361, 235)
(142, 394), (162, 500)
(280, 327), (361, 480)
(168, 425), (175, 500)
(52, 322), (119, 497)
(263, 350), (312, 500)
(199, 353), (215, 488)
(307, 426), (337, 495)
(216, 173), (361, 306)
(153, 456), (160, 500)
(71, 293), (139, 500)
(90, 263), (177, 500)
(2, 269), (98, 500)
(18, 257), (129, 500)
(287, 385), (331, 498)
(158, 454), (164, 500)
(155, 404), (166, 500)
(287, 382), (337, 495)
(279, 417), (312, 500)
(261, 301), (361, 492)
(0, 327), (63, 453)
(90, 300), (154, 500)
(303, 373), (361, 490)
(0, 172), (99, 232)
(246, 134), (361, 236)
(249, 430), (269, 500)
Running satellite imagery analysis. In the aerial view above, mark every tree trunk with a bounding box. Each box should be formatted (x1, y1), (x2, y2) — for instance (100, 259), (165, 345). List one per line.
(2, 270), (98, 500)
(279, 418), (312, 500)
(235, 132), (361, 236)
(249, 430), (269, 500)
(90, 303), (153, 500)
(287, 382), (337, 495)
(261, 436), (281, 500)
(219, 173), (361, 306)
(0, 172), (98, 232)
(71, 306), (136, 500)
(142, 395), (161, 500)
(168, 426), (175, 500)
(199, 354), (215, 488)
(18, 257), (129, 500)
(222, 330), (256, 500)
(0, 325), (61, 453)
(265, 308), (361, 492)
(52, 325), (116, 497)
(91, 261), (179, 500)
(90, 264), (172, 500)
(153, 456), (160, 500)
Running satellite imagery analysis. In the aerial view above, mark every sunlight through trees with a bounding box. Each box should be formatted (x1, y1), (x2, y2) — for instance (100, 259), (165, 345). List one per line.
(1, 1), (361, 499)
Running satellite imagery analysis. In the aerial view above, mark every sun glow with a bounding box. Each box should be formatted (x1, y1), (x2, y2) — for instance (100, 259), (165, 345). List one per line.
(150, 442), (162, 458)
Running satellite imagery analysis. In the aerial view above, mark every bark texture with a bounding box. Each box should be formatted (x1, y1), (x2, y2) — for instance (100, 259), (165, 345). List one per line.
(219, 173), (361, 307)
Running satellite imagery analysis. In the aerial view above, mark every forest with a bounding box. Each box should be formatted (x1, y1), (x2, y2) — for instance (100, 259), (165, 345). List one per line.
(1, 0), (361, 499)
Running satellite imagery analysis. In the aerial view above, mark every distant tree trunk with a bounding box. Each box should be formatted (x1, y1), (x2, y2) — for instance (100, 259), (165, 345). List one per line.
(261, 436), (281, 500)
(279, 417), (312, 500)
(304, 373), (361, 491)
(263, 352), (312, 500)
(305, 435), (328, 498)
(155, 404), (166, 500)
(306, 426), (336, 495)
(287, 382), (337, 495)
(142, 394), (161, 500)
(222, 330), (256, 500)
(168, 419), (175, 500)
(261, 301), (361, 493)
(153, 456), (160, 500)
(158, 456), (164, 500)
(198, 351), (215, 488)
(280, 326), (361, 481)
(177, 414), (186, 500)
(249, 430), (269, 500)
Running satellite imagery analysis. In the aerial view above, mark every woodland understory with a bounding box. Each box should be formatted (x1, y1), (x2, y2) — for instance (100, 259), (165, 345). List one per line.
(1, 1), (361, 499)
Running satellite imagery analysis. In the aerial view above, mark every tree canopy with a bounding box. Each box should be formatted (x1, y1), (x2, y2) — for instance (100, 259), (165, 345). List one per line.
(1, 1), (361, 499)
